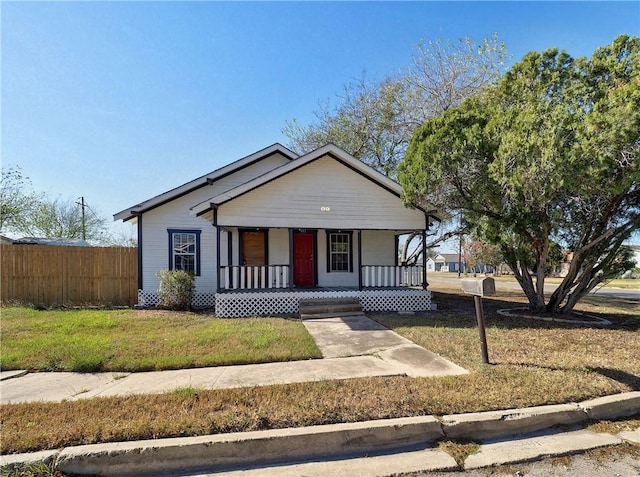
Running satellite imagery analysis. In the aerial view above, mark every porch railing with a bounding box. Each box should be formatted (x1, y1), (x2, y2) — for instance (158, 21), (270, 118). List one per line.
(221, 265), (290, 290)
(361, 265), (424, 287)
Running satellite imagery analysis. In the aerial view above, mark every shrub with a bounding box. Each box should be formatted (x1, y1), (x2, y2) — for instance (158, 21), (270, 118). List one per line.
(157, 270), (195, 310)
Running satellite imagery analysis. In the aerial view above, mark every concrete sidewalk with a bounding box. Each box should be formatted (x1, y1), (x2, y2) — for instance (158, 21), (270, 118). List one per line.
(0, 313), (467, 404)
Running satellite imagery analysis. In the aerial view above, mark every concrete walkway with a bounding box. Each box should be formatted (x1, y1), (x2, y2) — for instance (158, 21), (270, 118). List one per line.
(0, 313), (467, 404)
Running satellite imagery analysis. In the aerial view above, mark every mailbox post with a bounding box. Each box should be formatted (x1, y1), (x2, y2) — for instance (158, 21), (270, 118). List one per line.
(461, 277), (495, 364)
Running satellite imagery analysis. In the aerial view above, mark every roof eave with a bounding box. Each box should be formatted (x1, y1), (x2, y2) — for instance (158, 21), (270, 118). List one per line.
(114, 143), (297, 222)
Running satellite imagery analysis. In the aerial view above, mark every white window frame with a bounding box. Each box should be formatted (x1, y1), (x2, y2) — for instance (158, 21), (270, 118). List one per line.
(168, 229), (201, 275)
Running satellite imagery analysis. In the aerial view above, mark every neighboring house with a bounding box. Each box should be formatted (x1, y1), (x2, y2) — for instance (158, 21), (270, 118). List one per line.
(0, 235), (14, 245)
(432, 253), (494, 274)
(435, 254), (461, 272)
(426, 257), (436, 272)
(114, 143), (441, 316)
(11, 237), (91, 247)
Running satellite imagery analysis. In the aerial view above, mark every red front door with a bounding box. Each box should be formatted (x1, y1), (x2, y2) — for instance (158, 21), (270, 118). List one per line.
(293, 232), (314, 287)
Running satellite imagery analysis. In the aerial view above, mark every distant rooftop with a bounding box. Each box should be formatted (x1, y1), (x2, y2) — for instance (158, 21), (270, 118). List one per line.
(11, 237), (91, 247)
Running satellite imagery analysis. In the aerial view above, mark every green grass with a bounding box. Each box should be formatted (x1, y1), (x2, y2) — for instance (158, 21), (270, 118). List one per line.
(0, 308), (322, 372)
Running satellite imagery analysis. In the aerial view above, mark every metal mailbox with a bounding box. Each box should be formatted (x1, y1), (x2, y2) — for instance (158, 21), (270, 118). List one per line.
(461, 277), (495, 364)
(461, 277), (496, 297)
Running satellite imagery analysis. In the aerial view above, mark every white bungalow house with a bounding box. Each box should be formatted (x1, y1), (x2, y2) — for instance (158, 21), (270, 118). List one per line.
(114, 143), (441, 317)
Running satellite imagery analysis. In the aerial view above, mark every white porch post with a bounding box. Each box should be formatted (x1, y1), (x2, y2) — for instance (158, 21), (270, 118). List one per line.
(213, 205), (221, 293)
(357, 230), (362, 290)
(422, 213), (429, 290)
(288, 228), (294, 290)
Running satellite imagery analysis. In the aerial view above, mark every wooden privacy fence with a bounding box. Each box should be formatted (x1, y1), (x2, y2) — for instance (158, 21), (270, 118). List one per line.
(1, 245), (138, 306)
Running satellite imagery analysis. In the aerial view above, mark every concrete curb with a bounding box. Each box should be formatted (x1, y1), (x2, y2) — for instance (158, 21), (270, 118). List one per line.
(56, 416), (445, 477)
(2, 392), (639, 476)
(441, 403), (588, 440)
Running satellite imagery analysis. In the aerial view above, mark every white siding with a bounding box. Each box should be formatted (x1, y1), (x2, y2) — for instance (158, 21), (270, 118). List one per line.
(361, 230), (396, 266)
(141, 194), (215, 293)
(269, 229), (289, 265)
(216, 156), (426, 230)
(140, 153), (290, 293)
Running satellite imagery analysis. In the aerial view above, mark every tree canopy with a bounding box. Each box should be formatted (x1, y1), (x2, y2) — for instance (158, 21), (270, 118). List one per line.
(1, 165), (113, 244)
(399, 35), (640, 314)
(20, 197), (111, 244)
(283, 34), (507, 179)
(0, 166), (41, 233)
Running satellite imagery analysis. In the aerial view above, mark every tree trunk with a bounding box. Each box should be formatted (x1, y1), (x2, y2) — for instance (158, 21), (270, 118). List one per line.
(505, 251), (545, 312)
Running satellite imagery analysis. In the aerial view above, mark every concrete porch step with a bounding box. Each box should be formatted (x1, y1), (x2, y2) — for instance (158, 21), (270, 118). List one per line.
(300, 311), (366, 320)
(299, 297), (362, 306)
(299, 297), (363, 319)
(299, 303), (363, 314)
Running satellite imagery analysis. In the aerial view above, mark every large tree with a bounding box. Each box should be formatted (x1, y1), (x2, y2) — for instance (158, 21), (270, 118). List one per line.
(0, 166), (41, 233)
(17, 197), (112, 244)
(283, 34), (507, 179)
(284, 76), (415, 178)
(400, 35), (640, 314)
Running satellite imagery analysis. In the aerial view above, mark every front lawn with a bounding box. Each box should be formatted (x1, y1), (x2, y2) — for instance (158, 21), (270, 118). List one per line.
(0, 308), (322, 372)
(1, 290), (638, 455)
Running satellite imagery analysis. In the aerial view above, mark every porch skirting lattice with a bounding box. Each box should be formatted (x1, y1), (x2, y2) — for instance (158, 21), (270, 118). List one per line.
(138, 290), (216, 309)
(215, 288), (434, 317)
(138, 288), (434, 317)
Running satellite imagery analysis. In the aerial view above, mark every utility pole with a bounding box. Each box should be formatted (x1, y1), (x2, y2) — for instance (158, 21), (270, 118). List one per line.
(458, 229), (463, 278)
(77, 196), (87, 240)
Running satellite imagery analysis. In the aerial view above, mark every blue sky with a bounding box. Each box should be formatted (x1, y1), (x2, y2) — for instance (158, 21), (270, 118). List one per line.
(2, 1), (639, 244)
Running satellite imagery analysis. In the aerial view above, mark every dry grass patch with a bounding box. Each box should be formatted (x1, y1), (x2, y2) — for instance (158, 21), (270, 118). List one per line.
(437, 439), (480, 466)
(586, 417), (640, 434)
(584, 442), (640, 467)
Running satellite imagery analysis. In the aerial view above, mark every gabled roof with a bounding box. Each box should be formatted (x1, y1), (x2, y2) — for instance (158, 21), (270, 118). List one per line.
(191, 143), (442, 221)
(114, 143), (298, 222)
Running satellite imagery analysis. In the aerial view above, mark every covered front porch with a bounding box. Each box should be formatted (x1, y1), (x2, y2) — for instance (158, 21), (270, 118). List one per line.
(212, 226), (434, 317)
(215, 227), (429, 291)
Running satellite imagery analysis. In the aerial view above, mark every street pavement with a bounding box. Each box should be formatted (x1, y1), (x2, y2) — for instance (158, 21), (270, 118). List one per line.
(427, 274), (640, 302)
